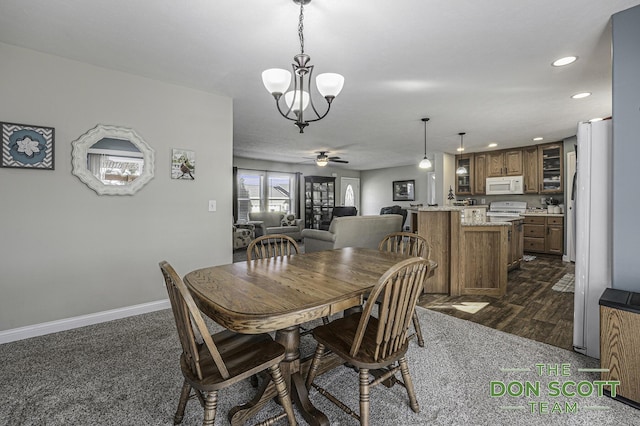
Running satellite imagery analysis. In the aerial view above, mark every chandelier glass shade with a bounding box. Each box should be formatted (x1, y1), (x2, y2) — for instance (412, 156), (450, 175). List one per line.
(418, 117), (432, 169)
(455, 132), (468, 175)
(262, 0), (344, 133)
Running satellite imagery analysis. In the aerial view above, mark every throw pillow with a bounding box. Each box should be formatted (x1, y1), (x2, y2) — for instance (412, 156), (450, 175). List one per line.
(281, 214), (297, 227)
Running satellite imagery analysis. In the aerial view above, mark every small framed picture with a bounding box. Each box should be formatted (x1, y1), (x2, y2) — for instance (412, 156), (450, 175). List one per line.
(393, 180), (415, 201)
(171, 148), (195, 180)
(1, 122), (55, 170)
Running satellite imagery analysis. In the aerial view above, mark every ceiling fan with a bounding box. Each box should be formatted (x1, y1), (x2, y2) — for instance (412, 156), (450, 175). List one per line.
(315, 151), (349, 167)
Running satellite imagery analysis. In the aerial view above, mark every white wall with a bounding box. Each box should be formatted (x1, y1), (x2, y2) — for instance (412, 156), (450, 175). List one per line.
(360, 164), (431, 219)
(0, 43), (233, 331)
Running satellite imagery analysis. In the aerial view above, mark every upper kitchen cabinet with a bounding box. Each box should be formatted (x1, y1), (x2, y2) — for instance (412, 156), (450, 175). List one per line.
(538, 143), (563, 194)
(486, 149), (523, 177)
(523, 146), (539, 194)
(455, 153), (474, 195)
(474, 153), (487, 195)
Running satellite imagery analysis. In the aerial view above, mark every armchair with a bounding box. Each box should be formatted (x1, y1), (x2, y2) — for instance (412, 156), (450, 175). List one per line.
(248, 211), (304, 241)
(232, 222), (255, 250)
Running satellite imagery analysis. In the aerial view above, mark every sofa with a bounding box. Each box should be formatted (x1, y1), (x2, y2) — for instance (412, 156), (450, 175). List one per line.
(248, 211), (304, 241)
(302, 214), (403, 253)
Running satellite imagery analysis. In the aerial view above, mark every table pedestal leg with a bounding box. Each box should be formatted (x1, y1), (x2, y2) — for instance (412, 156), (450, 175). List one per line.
(228, 326), (329, 426)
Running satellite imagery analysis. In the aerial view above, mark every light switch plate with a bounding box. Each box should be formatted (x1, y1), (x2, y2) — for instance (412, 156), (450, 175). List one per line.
(208, 200), (216, 212)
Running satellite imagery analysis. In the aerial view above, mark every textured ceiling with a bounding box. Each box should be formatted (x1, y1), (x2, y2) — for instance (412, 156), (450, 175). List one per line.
(1, 0), (638, 170)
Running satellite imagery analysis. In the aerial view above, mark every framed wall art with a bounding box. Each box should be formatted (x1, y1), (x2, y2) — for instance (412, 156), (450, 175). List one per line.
(1, 122), (55, 170)
(171, 148), (195, 180)
(393, 179), (415, 201)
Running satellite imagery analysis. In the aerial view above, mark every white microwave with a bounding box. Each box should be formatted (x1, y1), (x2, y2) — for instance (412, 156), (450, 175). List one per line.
(486, 176), (524, 195)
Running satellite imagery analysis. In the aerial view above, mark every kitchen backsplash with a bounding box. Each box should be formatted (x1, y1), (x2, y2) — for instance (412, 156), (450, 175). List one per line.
(459, 193), (565, 209)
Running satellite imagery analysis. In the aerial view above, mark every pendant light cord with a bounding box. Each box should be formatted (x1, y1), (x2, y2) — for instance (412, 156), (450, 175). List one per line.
(298, 2), (305, 54)
(424, 121), (428, 155)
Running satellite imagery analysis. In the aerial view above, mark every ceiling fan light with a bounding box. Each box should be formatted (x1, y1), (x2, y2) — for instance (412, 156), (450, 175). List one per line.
(316, 73), (344, 98)
(262, 68), (291, 95)
(316, 158), (329, 167)
(284, 90), (310, 112)
(419, 157), (432, 169)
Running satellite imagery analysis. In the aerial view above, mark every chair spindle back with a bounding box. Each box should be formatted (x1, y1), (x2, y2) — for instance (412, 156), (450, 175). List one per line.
(247, 234), (300, 261)
(378, 232), (430, 259)
(350, 258), (430, 361)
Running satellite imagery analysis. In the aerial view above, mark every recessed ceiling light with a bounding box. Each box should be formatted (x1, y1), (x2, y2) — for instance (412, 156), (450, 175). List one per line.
(533, 137), (544, 141)
(488, 143), (498, 148)
(571, 92), (591, 99)
(589, 117), (603, 122)
(552, 56), (578, 67)
(457, 147), (465, 152)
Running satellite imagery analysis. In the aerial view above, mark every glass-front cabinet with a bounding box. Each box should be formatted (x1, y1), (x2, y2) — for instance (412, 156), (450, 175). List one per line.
(305, 176), (335, 230)
(538, 143), (563, 194)
(455, 154), (474, 195)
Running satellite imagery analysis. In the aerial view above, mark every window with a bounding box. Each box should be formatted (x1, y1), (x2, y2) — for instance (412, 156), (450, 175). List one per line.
(344, 184), (355, 207)
(236, 169), (298, 222)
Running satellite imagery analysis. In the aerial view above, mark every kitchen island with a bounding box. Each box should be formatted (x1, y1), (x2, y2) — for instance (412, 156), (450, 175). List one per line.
(416, 207), (511, 297)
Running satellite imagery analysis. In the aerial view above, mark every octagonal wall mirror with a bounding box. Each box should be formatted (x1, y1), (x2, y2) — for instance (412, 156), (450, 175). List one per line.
(71, 124), (155, 195)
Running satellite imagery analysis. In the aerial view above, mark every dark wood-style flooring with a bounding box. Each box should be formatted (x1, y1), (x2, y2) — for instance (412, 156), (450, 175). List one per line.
(418, 255), (575, 351)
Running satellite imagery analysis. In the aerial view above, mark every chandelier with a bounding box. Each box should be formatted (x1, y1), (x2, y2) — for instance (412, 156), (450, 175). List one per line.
(261, 0), (344, 133)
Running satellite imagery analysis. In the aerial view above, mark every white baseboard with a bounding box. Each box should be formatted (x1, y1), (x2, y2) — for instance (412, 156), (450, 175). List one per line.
(0, 299), (170, 344)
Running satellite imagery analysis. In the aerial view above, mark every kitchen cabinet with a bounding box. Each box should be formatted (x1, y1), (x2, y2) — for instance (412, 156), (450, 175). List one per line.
(508, 219), (524, 270)
(304, 176), (335, 230)
(523, 215), (564, 255)
(474, 153), (487, 194)
(487, 149), (523, 177)
(418, 208), (508, 297)
(538, 143), (563, 194)
(546, 216), (564, 254)
(455, 154), (474, 195)
(523, 146), (539, 194)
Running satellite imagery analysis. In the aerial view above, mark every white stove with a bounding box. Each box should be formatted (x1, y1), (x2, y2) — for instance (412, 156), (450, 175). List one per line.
(486, 201), (527, 219)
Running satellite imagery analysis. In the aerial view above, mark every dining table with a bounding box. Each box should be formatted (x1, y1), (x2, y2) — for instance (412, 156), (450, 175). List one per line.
(184, 246), (437, 426)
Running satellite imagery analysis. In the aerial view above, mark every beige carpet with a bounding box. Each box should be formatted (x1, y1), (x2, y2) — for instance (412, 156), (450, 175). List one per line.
(1, 307), (638, 425)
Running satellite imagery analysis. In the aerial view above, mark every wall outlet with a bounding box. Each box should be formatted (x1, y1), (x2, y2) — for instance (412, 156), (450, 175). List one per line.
(208, 200), (216, 212)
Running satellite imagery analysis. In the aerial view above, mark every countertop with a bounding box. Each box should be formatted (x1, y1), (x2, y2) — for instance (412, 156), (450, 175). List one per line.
(522, 211), (565, 217)
(461, 221), (510, 227)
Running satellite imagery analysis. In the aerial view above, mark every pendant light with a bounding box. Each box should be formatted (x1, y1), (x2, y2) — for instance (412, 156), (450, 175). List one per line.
(418, 118), (432, 169)
(455, 132), (467, 175)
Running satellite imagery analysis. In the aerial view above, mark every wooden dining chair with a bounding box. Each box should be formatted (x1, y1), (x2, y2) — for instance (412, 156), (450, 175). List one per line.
(159, 261), (297, 426)
(246, 234), (300, 261)
(305, 257), (431, 426)
(378, 232), (431, 347)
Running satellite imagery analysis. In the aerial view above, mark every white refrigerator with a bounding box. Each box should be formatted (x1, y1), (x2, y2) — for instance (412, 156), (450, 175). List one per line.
(573, 119), (612, 359)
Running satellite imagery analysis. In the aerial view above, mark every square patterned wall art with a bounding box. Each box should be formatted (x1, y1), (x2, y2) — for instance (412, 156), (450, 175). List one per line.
(171, 148), (195, 180)
(1, 122), (55, 170)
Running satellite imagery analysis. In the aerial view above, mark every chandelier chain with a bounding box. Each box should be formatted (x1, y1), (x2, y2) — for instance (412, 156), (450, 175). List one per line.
(298, 2), (305, 54)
